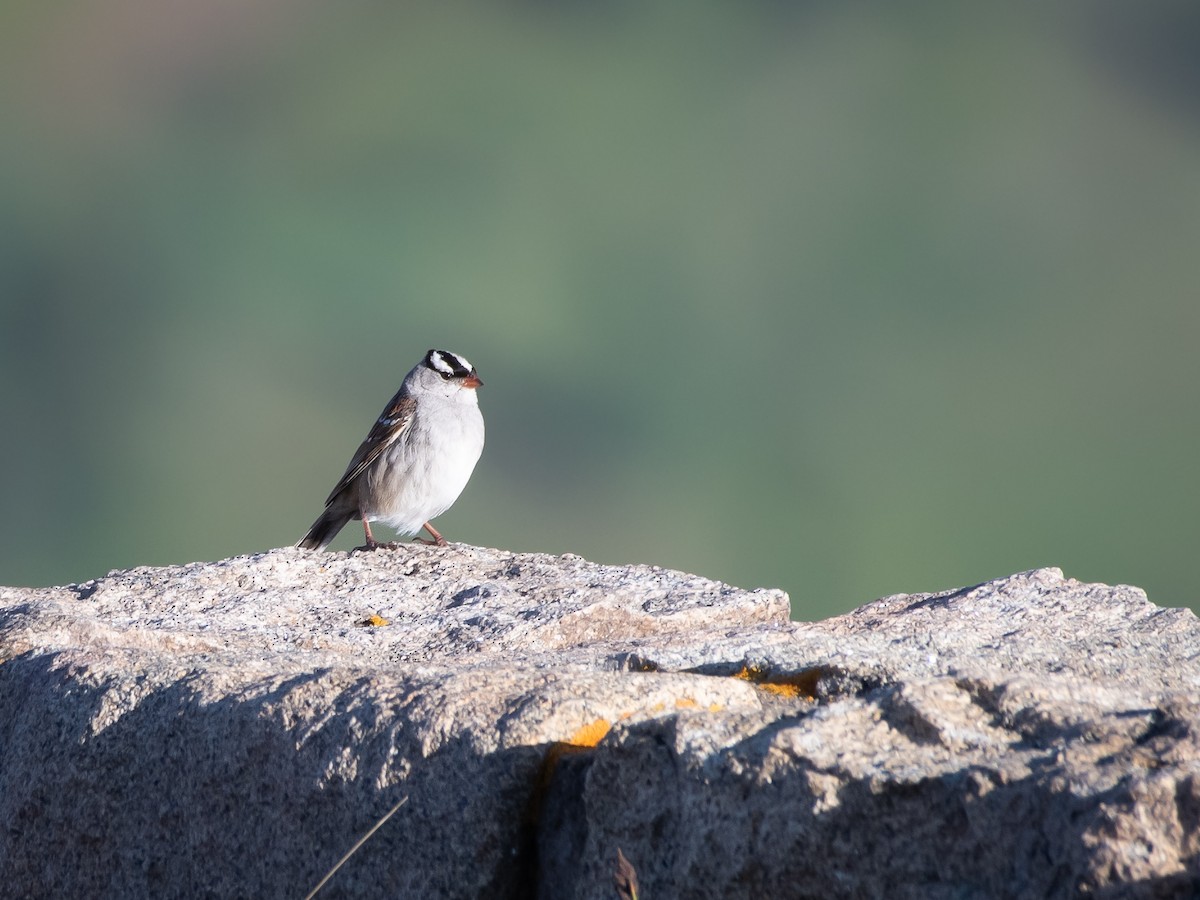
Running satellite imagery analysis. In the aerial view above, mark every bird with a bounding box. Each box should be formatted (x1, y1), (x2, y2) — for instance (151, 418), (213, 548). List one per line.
(297, 348), (485, 551)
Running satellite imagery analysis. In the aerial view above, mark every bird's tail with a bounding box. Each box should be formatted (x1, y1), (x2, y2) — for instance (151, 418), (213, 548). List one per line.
(297, 508), (354, 551)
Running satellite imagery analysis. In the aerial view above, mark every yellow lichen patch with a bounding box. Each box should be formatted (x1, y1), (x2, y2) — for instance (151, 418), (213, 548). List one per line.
(708, 703), (724, 713)
(358, 614), (390, 627)
(535, 719), (613, 794)
(567, 718), (612, 748)
(757, 682), (804, 699)
(733, 665), (822, 700)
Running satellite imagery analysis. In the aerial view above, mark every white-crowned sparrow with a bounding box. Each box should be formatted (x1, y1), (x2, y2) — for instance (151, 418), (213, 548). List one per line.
(297, 349), (485, 550)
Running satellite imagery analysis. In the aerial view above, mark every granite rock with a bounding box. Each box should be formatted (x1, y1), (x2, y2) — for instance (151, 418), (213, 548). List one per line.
(0, 547), (1196, 899)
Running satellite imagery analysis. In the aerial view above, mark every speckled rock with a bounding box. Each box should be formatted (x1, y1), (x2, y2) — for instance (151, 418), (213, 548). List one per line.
(0, 548), (1197, 899)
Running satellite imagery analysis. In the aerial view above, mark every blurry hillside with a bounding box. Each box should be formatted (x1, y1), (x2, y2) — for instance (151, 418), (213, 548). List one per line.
(2, 0), (1198, 618)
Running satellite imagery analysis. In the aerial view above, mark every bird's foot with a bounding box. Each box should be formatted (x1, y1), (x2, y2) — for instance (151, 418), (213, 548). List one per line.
(413, 536), (449, 547)
(354, 539), (404, 552)
(417, 522), (449, 547)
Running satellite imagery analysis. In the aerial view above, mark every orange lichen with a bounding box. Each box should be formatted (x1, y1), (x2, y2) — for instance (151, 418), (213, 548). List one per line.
(359, 614), (390, 627)
(734, 665), (760, 683)
(732, 665), (821, 700)
(567, 718), (612, 748)
(531, 719), (614, 829)
(757, 682), (804, 699)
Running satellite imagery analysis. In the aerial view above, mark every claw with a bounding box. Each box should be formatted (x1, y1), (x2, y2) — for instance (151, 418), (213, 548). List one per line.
(420, 522), (449, 547)
(354, 539), (403, 552)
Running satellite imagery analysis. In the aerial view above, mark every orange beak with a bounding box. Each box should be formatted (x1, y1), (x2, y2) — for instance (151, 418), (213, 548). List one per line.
(462, 371), (483, 389)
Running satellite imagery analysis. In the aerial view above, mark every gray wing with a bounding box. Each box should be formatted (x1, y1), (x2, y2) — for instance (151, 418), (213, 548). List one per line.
(324, 391), (417, 507)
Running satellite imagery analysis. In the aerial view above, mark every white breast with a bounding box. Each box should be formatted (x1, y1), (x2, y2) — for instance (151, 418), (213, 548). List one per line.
(362, 394), (485, 536)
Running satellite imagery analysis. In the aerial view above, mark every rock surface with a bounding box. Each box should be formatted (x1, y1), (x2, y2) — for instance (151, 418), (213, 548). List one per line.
(0, 546), (1197, 899)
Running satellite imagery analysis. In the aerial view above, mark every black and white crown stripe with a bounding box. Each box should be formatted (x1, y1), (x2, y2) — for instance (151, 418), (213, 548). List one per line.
(424, 349), (475, 380)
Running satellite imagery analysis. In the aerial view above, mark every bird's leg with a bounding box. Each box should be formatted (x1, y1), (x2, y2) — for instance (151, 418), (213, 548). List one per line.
(355, 516), (411, 552)
(356, 516), (400, 551)
(415, 521), (449, 547)
(354, 516), (382, 551)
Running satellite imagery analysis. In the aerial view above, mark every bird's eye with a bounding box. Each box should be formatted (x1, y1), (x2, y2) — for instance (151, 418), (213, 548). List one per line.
(440, 371), (452, 380)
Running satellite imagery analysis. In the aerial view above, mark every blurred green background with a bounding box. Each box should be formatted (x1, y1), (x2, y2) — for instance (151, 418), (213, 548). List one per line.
(2, 1), (1198, 620)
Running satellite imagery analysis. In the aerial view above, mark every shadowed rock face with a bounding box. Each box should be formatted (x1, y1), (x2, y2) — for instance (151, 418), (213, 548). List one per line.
(0, 548), (1197, 899)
